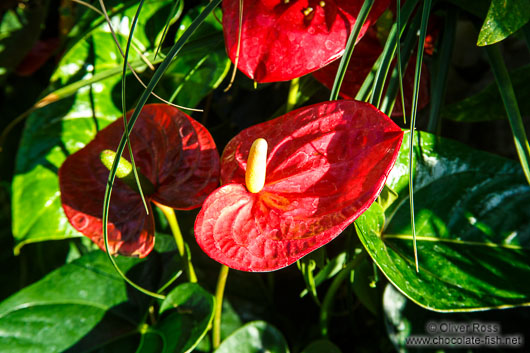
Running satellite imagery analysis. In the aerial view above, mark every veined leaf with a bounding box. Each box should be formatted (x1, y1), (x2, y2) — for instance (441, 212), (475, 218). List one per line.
(356, 131), (530, 311)
(0, 252), (143, 352)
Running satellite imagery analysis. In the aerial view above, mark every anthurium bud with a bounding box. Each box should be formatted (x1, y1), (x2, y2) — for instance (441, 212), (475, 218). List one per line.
(245, 138), (268, 193)
(100, 149), (156, 196)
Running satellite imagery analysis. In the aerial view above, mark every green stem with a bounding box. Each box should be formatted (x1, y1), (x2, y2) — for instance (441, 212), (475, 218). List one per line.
(213, 265), (230, 349)
(286, 77), (300, 113)
(157, 204), (197, 283)
(485, 44), (530, 184)
(320, 251), (366, 337)
(329, 0), (374, 101)
(427, 6), (457, 133)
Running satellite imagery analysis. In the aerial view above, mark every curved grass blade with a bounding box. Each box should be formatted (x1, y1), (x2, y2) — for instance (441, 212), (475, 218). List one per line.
(224, 0), (243, 92)
(427, 6), (457, 133)
(119, 0), (150, 215)
(96, 0), (202, 112)
(102, 0), (222, 299)
(329, 0), (374, 101)
(153, 0), (184, 61)
(408, 0), (432, 273)
(370, 0), (419, 109)
(485, 44), (530, 184)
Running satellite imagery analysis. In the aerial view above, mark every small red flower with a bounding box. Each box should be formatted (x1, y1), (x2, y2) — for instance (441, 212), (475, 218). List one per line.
(59, 104), (220, 258)
(222, 0), (391, 82)
(194, 100), (403, 271)
(312, 27), (430, 115)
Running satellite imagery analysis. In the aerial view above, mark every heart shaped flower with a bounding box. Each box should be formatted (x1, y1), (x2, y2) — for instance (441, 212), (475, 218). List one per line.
(194, 100), (403, 271)
(59, 104), (220, 258)
(222, 0), (391, 82)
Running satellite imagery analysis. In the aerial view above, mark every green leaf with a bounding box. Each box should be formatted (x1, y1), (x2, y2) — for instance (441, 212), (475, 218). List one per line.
(215, 321), (290, 353)
(356, 131), (530, 311)
(442, 64), (530, 122)
(477, 0), (530, 46)
(156, 283), (215, 353)
(0, 251), (143, 352)
(301, 339), (342, 353)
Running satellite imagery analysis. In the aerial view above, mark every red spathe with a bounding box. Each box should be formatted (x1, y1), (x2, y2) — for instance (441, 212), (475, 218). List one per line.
(222, 0), (391, 82)
(59, 104), (220, 257)
(194, 100), (403, 271)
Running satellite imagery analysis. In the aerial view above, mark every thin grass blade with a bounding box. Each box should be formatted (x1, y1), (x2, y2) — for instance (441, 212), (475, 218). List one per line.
(329, 0), (374, 101)
(408, 0), (433, 273)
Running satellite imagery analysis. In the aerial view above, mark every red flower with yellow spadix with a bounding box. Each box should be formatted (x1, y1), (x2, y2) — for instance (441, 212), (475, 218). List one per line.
(222, 0), (391, 83)
(194, 100), (403, 271)
(59, 104), (220, 258)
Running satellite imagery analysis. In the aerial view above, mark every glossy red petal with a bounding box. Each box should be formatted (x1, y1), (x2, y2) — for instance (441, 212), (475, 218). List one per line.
(145, 106), (220, 210)
(222, 0), (390, 82)
(59, 104), (220, 257)
(196, 100), (403, 271)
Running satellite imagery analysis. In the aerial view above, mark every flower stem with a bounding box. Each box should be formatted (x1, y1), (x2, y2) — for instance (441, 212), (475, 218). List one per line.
(320, 250), (366, 337)
(213, 264), (229, 349)
(286, 77), (300, 113)
(157, 204), (197, 283)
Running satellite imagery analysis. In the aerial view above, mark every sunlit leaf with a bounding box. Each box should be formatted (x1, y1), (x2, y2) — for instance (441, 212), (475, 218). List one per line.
(0, 252), (143, 352)
(356, 131), (530, 311)
(477, 0), (530, 46)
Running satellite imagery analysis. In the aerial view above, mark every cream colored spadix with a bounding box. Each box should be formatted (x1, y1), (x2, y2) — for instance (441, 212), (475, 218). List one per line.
(245, 138), (268, 193)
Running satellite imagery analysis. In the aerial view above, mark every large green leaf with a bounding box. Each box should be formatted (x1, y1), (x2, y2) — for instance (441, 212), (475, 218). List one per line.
(12, 3), (227, 252)
(442, 64), (530, 122)
(477, 0), (530, 46)
(215, 321), (290, 353)
(0, 250), (218, 352)
(0, 251), (143, 352)
(154, 283), (215, 353)
(356, 131), (530, 311)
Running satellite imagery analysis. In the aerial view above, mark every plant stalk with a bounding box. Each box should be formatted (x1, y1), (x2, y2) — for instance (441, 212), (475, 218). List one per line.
(157, 204), (197, 283)
(213, 264), (230, 349)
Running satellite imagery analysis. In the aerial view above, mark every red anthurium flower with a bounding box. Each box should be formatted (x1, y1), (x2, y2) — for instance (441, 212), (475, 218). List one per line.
(222, 0), (391, 83)
(59, 104), (220, 258)
(312, 27), (430, 115)
(194, 100), (403, 271)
